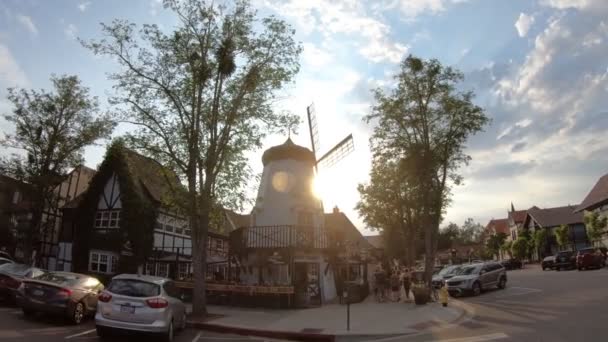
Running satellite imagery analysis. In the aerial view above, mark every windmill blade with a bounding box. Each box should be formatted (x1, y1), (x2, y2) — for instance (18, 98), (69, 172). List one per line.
(317, 134), (354, 169)
(307, 103), (320, 155)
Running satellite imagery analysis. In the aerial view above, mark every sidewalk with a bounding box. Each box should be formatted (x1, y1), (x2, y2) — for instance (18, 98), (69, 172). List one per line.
(187, 296), (472, 341)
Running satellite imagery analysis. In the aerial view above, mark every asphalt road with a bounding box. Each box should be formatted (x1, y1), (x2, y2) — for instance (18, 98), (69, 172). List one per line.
(0, 302), (284, 342)
(370, 264), (608, 342)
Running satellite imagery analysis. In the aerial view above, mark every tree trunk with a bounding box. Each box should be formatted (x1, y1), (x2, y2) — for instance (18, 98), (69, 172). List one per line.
(189, 175), (207, 316)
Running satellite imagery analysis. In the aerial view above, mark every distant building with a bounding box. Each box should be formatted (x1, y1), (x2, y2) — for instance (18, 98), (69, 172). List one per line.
(575, 172), (608, 246)
(507, 203), (532, 242)
(522, 205), (587, 258)
(483, 218), (509, 260)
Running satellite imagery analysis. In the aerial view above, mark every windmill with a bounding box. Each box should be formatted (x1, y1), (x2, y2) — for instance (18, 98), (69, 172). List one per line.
(306, 103), (355, 173)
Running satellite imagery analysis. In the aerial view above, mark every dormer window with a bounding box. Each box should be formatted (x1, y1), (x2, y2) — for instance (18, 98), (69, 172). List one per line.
(94, 210), (121, 229)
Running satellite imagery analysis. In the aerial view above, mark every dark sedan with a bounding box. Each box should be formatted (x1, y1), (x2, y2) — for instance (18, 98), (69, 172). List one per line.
(554, 251), (576, 271)
(0, 263), (45, 302)
(18, 272), (104, 324)
(500, 259), (522, 270)
(542, 256), (555, 270)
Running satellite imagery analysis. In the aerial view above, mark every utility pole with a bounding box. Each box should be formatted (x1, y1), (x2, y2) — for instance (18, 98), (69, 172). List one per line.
(345, 240), (351, 331)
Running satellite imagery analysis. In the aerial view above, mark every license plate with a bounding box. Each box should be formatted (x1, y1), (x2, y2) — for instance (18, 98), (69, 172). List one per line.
(120, 305), (135, 314)
(33, 289), (44, 296)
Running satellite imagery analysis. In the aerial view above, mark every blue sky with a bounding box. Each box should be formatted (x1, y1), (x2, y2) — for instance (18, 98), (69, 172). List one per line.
(2, 0), (608, 234)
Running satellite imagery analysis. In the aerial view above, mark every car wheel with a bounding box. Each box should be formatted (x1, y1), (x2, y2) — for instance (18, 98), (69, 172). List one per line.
(472, 282), (481, 296)
(542, 267), (546, 271)
(498, 277), (507, 289)
(71, 302), (85, 325)
(557, 267), (561, 271)
(162, 320), (174, 342)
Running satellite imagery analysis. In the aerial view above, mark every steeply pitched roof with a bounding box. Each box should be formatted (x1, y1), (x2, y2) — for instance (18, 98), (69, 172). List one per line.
(261, 138), (316, 166)
(364, 235), (384, 249)
(325, 211), (373, 249)
(509, 209), (528, 224)
(527, 205), (583, 228)
(486, 218), (509, 235)
(122, 149), (182, 204)
(224, 210), (251, 230)
(575, 173), (608, 212)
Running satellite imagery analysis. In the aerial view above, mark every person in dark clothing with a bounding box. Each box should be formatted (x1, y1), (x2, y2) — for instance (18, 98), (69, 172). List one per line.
(402, 268), (411, 300)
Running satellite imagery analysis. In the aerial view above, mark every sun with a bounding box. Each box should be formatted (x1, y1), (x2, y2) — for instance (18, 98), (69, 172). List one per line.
(312, 174), (330, 200)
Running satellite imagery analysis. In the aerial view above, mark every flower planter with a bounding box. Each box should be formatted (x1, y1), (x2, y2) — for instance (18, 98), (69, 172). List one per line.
(412, 287), (430, 305)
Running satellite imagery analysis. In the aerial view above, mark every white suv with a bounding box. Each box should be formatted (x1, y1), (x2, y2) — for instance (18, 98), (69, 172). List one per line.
(445, 262), (507, 297)
(95, 274), (187, 342)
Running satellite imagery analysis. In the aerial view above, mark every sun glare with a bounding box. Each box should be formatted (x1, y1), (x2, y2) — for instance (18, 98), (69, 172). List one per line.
(313, 174), (329, 200)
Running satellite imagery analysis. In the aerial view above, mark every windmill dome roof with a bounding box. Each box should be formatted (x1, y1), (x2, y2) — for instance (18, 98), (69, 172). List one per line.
(262, 138), (316, 166)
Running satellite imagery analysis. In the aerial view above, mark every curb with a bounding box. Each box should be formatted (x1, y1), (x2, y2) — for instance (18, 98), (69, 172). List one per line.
(187, 321), (335, 342)
(187, 301), (476, 341)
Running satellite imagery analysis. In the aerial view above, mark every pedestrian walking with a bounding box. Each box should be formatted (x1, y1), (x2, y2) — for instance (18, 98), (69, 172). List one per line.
(402, 267), (412, 300)
(390, 268), (401, 302)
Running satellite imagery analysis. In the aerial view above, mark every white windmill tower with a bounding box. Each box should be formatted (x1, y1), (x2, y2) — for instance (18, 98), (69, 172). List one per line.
(250, 104), (354, 228)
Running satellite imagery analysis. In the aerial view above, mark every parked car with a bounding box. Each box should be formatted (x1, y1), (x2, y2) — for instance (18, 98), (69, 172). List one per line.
(500, 259), (522, 270)
(553, 251), (576, 271)
(0, 258), (13, 266)
(95, 274), (187, 341)
(0, 263), (45, 302)
(445, 261), (507, 297)
(542, 256), (556, 270)
(0, 251), (12, 260)
(17, 272), (103, 324)
(576, 247), (607, 270)
(432, 265), (462, 289)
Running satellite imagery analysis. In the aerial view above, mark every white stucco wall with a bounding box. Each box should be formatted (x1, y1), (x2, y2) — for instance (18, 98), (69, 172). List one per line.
(252, 158), (323, 227)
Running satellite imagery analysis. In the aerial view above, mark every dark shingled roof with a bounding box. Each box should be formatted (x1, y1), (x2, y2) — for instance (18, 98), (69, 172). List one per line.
(325, 210), (373, 249)
(364, 235), (384, 249)
(527, 205), (583, 228)
(122, 149), (182, 204)
(261, 138), (316, 166)
(575, 173), (608, 212)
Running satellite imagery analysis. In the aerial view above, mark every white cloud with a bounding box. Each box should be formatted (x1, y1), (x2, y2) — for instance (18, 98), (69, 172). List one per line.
(541, 0), (608, 12)
(0, 44), (29, 141)
(149, 0), (163, 16)
(16, 15), (38, 36)
(515, 13), (535, 37)
(398, 0), (446, 20)
(78, 1), (91, 12)
(360, 41), (409, 63)
(262, 0), (408, 64)
(64, 24), (78, 40)
(301, 43), (333, 68)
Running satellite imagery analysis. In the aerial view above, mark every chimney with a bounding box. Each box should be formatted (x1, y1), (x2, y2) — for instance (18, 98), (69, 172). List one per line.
(333, 206), (340, 214)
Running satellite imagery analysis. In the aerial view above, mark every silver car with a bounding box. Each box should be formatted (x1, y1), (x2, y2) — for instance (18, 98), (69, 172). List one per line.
(445, 262), (507, 296)
(95, 274), (187, 341)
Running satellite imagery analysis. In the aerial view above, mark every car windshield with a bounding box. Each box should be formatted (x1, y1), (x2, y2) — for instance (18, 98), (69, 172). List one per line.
(108, 279), (160, 297)
(557, 252), (571, 257)
(0, 263), (31, 277)
(34, 273), (82, 287)
(438, 266), (460, 276)
(578, 249), (594, 255)
(456, 265), (481, 275)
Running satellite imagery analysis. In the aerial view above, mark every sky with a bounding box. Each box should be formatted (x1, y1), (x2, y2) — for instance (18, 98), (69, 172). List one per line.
(2, 0), (608, 235)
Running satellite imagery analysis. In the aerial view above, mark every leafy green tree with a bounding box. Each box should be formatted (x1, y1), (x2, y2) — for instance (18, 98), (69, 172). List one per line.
(361, 55), (489, 285)
(460, 218), (485, 244)
(511, 237), (529, 260)
(532, 229), (548, 259)
(437, 222), (459, 251)
(83, 0), (301, 315)
(555, 224), (570, 250)
(486, 232), (508, 259)
(584, 211), (607, 246)
(501, 240), (513, 258)
(0, 75), (114, 262)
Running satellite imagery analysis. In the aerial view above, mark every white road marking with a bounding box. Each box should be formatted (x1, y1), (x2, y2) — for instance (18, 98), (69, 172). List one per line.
(495, 287), (541, 298)
(192, 331), (203, 342)
(428, 333), (509, 342)
(65, 328), (96, 339)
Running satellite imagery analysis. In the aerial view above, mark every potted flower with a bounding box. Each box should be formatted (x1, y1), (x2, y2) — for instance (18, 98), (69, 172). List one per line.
(412, 284), (430, 305)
